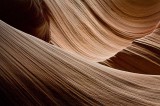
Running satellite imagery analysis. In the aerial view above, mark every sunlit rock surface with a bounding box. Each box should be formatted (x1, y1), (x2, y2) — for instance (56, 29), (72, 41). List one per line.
(0, 0), (160, 105)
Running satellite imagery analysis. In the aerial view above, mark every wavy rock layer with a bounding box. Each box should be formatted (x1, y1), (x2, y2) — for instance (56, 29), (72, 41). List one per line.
(1, 20), (160, 106)
(45, 0), (160, 61)
(100, 28), (160, 75)
(0, 0), (160, 106)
